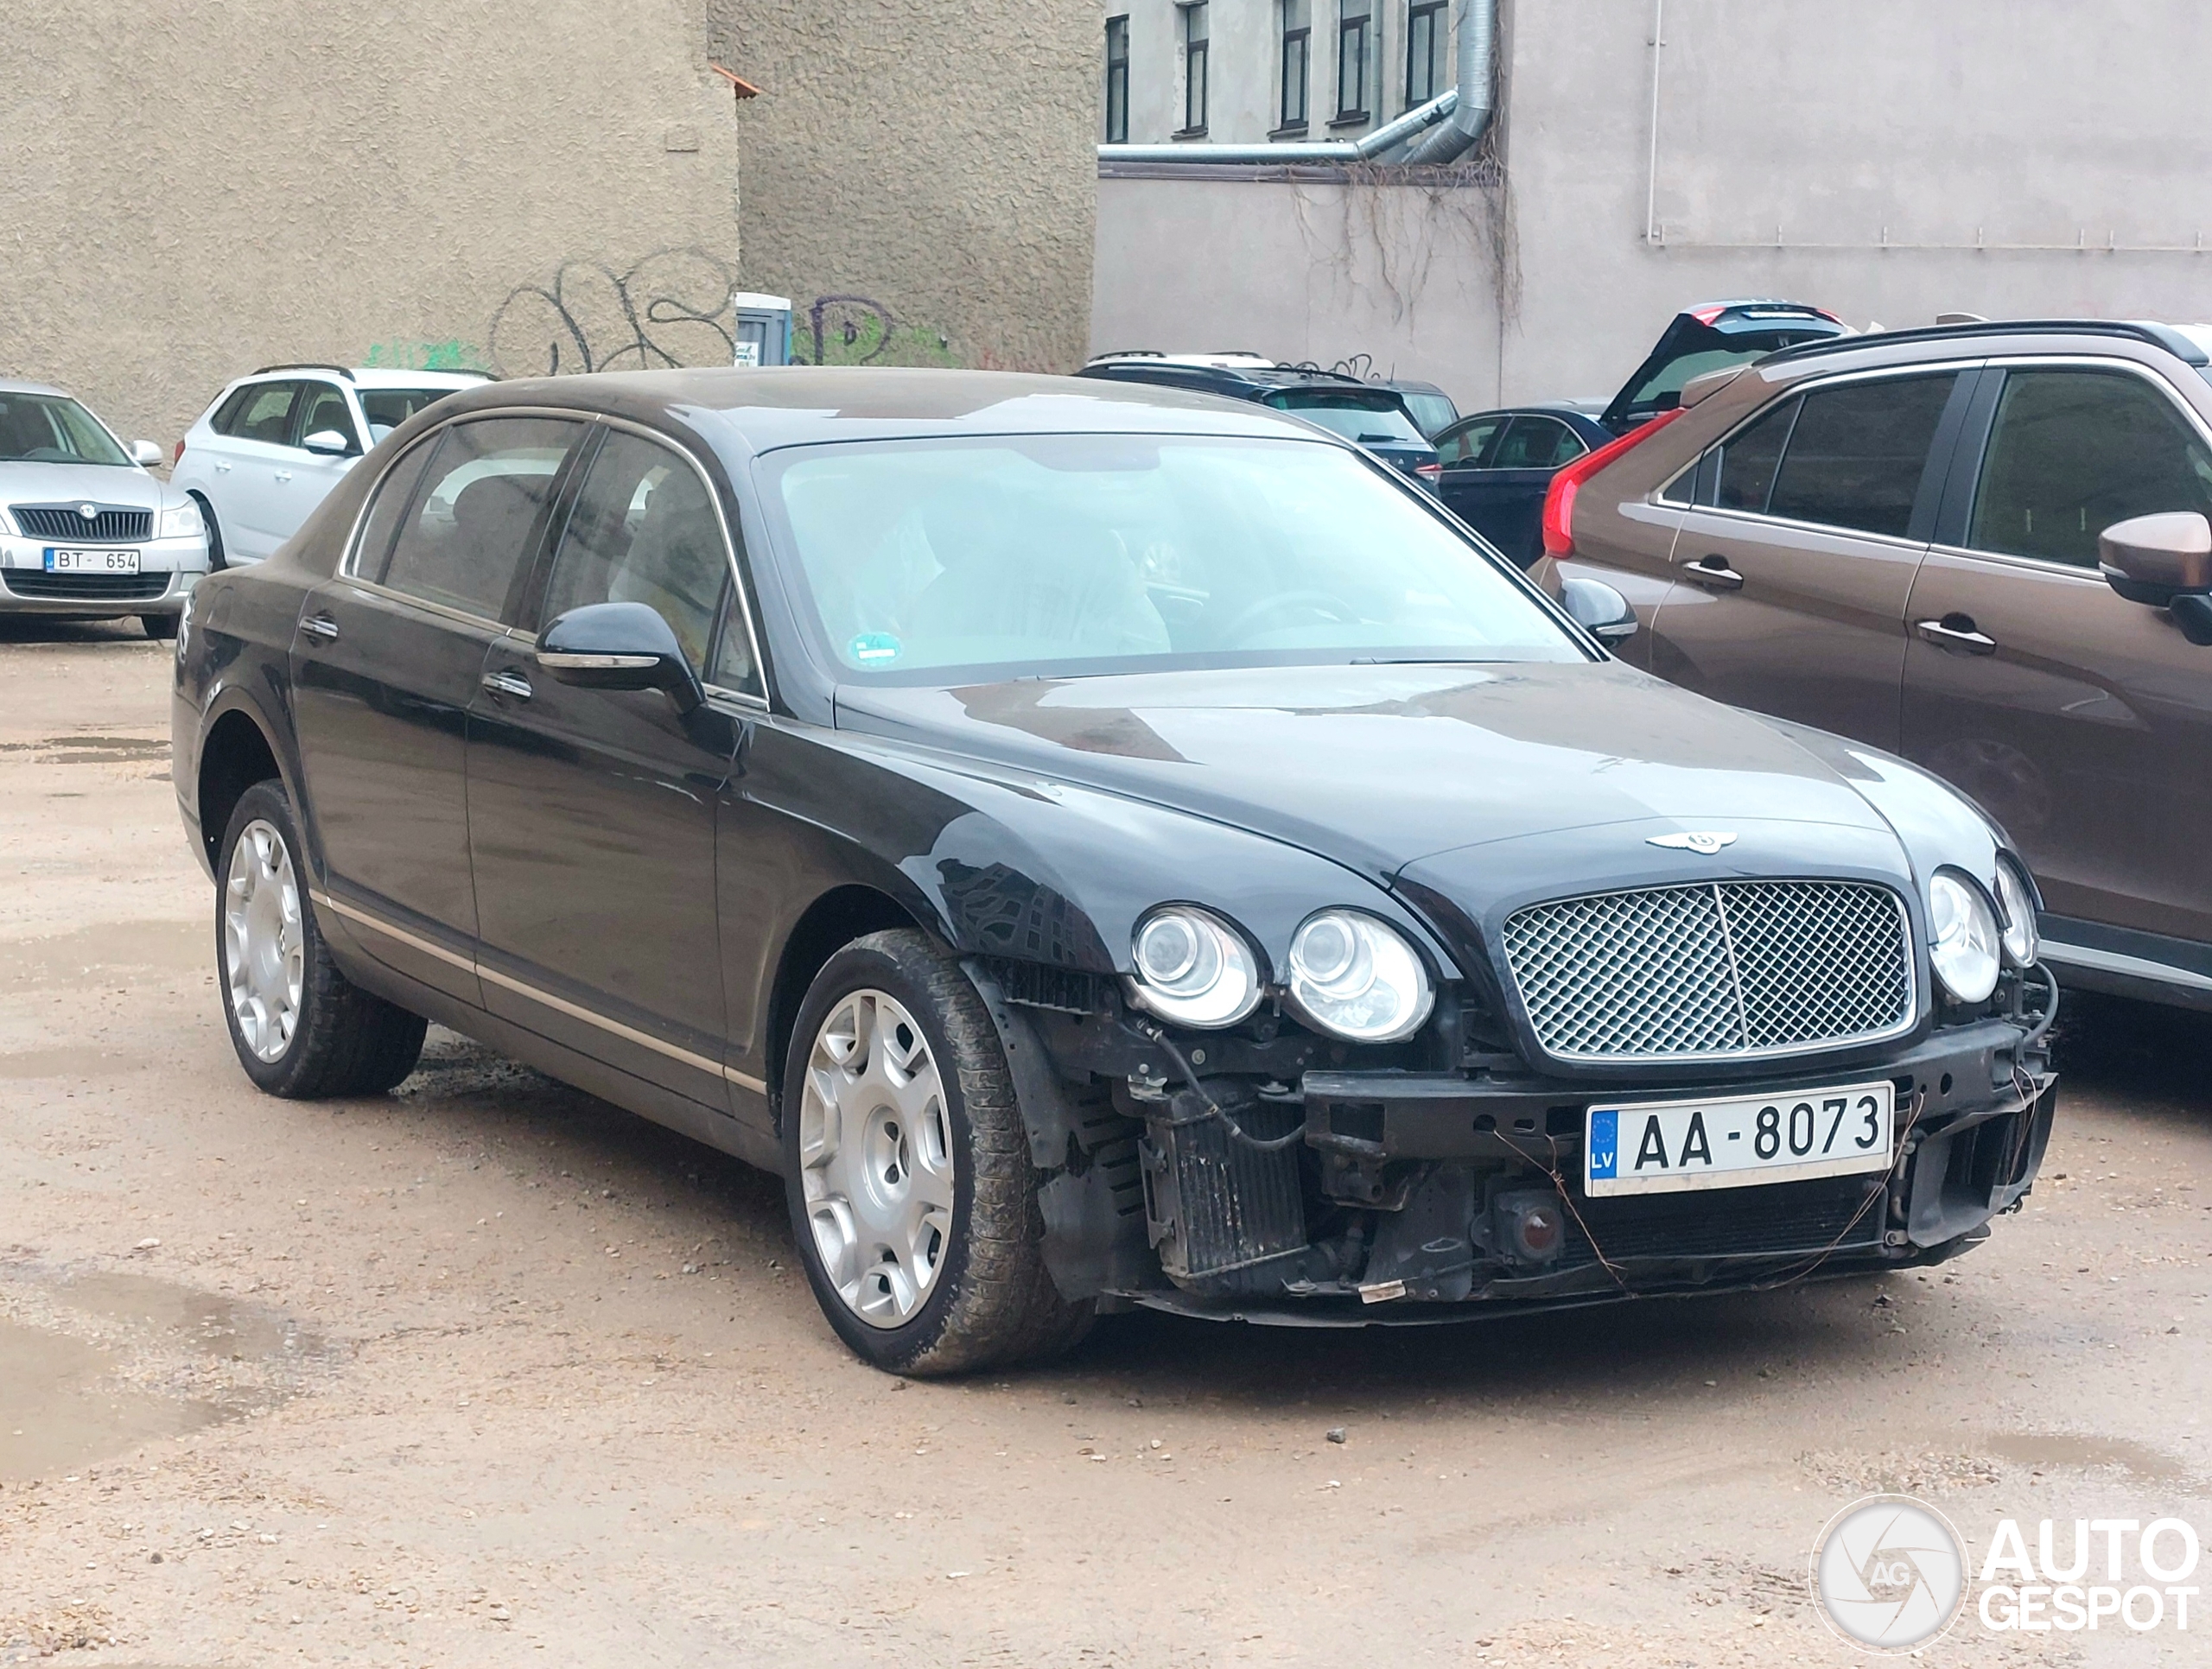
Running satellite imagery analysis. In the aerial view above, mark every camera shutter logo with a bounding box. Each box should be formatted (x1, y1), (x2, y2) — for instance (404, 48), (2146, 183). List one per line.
(1811, 1494), (1967, 1652)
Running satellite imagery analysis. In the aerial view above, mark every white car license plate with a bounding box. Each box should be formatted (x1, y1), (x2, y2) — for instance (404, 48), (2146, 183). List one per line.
(1585, 1080), (1894, 1197)
(45, 547), (142, 574)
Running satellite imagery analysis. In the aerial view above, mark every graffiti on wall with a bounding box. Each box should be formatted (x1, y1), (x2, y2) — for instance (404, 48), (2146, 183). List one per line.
(362, 340), (488, 373)
(800, 295), (959, 369)
(487, 248), (738, 378)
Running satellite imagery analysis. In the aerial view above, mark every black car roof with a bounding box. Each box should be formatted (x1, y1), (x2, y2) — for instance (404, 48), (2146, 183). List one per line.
(1760, 317), (2212, 369)
(1076, 360), (1387, 396)
(434, 366), (1354, 455)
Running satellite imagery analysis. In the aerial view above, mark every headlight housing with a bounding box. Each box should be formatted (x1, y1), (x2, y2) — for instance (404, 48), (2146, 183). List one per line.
(1929, 871), (2001, 1004)
(1128, 906), (1262, 1028)
(160, 500), (205, 539)
(1993, 859), (2038, 968)
(1286, 910), (1434, 1043)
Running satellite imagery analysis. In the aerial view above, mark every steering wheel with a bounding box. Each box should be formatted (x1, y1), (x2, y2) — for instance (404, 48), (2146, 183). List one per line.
(1220, 589), (1361, 644)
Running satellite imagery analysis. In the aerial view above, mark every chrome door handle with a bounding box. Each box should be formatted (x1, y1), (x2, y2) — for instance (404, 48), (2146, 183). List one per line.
(1916, 617), (1997, 655)
(1685, 555), (1745, 590)
(273, 470), (293, 483)
(480, 669), (533, 701)
(299, 612), (340, 643)
(213, 460), (232, 473)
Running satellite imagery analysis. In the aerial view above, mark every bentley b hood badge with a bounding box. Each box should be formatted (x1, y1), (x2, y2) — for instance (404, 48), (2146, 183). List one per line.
(1648, 830), (1738, 854)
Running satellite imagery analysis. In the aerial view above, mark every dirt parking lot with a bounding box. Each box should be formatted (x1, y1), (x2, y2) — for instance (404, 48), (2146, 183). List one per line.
(2, 626), (2208, 1667)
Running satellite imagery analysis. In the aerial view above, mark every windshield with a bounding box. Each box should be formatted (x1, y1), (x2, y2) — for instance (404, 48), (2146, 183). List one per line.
(760, 435), (1579, 683)
(0, 392), (130, 466)
(1264, 391), (1427, 447)
(360, 386), (467, 440)
(1397, 390), (1459, 437)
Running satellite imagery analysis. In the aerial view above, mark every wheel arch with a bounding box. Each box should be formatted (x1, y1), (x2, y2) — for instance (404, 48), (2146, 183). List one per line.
(764, 883), (929, 1115)
(195, 697), (292, 871)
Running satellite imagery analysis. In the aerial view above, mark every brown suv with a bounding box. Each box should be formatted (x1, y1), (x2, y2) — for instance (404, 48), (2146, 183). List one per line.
(1535, 319), (2212, 1012)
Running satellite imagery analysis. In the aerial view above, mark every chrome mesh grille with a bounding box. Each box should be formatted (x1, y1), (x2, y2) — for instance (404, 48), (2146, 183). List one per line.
(1502, 880), (1912, 1061)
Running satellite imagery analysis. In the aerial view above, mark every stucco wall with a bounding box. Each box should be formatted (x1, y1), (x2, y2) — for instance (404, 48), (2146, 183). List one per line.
(0, 1), (740, 447)
(708, 2), (1096, 373)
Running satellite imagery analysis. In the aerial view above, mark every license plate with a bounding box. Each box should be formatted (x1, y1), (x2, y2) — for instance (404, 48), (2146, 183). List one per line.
(44, 548), (141, 574)
(1585, 1079), (1894, 1197)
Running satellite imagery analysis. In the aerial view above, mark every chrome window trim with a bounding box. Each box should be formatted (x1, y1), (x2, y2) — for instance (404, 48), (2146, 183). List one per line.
(2042, 938), (2212, 995)
(1500, 879), (1922, 1069)
(312, 888), (770, 1095)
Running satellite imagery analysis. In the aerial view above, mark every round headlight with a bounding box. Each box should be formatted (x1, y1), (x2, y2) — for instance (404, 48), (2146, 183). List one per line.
(1287, 910), (1434, 1043)
(1929, 872), (2000, 1004)
(1993, 859), (2038, 968)
(1128, 906), (1262, 1028)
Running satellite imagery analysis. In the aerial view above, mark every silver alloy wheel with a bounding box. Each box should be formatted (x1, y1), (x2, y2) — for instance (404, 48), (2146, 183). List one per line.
(798, 987), (955, 1329)
(224, 818), (304, 1063)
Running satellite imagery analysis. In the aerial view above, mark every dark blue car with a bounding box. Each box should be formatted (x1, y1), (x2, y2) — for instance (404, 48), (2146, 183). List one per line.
(1431, 404), (1613, 567)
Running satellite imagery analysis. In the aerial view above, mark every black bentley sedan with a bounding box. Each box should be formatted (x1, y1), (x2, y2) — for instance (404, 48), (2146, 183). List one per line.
(172, 368), (2056, 1374)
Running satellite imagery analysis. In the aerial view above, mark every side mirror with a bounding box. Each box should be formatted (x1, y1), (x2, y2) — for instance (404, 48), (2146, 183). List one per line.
(2100, 511), (2212, 644)
(1560, 575), (1638, 646)
(537, 601), (702, 713)
(301, 428), (354, 458)
(128, 439), (165, 468)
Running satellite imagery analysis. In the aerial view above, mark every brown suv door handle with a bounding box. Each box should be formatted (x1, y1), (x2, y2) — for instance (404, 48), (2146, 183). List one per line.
(1916, 615), (1998, 655)
(1684, 555), (1745, 590)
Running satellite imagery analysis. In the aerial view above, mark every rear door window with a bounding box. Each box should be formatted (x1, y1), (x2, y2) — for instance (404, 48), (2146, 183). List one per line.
(1967, 368), (2212, 568)
(1436, 415), (1505, 467)
(1764, 374), (1957, 538)
(1702, 397), (1797, 513)
(364, 417), (584, 621)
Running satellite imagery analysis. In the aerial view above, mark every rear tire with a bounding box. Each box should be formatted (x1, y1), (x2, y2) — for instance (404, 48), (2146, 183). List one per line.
(215, 780), (426, 1098)
(782, 929), (1090, 1376)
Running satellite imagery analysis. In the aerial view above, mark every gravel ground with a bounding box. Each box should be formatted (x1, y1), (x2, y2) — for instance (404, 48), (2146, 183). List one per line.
(2, 625), (2207, 1666)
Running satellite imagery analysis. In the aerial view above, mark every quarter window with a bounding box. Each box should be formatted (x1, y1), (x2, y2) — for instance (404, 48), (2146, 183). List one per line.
(1764, 374), (1955, 539)
(366, 417), (580, 620)
(1104, 16), (1129, 144)
(539, 431), (738, 682)
(1705, 397), (1796, 514)
(1968, 368), (2212, 568)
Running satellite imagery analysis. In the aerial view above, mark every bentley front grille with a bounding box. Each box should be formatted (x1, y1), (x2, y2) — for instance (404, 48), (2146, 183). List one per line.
(1501, 879), (1913, 1063)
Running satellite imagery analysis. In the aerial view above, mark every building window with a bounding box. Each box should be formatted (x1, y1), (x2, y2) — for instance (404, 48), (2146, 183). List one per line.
(1104, 16), (1129, 143)
(1407, 0), (1448, 105)
(1179, 3), (1209, 136)
(1277, 1), (1311, 133)
(1335, 0), (1371, 122)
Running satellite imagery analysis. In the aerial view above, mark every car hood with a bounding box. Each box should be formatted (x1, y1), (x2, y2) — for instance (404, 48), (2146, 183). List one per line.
(833, 661), (1902, 885)
(0, 460), (164, 511)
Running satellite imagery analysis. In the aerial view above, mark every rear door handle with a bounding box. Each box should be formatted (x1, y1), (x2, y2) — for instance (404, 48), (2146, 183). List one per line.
(1684, 555), (1745, 590)
(213, 460), (232, 473)
(480, 669), (533, 701)
(273, 470), (293, 483)
(1916, 616), (1998, 655)
(299, 612), (340, 644)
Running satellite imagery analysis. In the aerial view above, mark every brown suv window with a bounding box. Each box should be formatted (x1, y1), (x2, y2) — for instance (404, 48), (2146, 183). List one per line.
(1706, 396), (1796, 512)
(1764, 374), (1956, 539)
(1968, 368), (2212, 568)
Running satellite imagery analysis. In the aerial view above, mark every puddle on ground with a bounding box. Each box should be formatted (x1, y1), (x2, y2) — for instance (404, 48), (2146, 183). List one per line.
(0, 1264), (324, 1483)
(1987, 1431), (2192, 1485)
(0, 919), (206, 991)
(0, 733), (171, 765)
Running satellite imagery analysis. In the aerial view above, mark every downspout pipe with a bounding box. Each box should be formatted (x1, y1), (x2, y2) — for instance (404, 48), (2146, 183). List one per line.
(1402, 0), (1497, 164)
(1098, 88), (1458, 168)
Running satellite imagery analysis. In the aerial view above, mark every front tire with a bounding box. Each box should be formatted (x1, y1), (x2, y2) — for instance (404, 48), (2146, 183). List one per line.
(141, 613), (178, 641)
(782, 930), (1090, 1375)
(215, 780), (426, 1097)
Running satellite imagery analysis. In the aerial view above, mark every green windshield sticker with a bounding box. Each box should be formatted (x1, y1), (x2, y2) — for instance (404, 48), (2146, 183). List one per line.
(848, 631), (902, 665)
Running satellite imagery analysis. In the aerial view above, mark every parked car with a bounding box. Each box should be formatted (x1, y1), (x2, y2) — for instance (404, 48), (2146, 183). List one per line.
(175, 365), (2055, 1374)
(172, 365), (488, 568)
(1599, 300), (1847, 436)
(1434, 404), (1615, 565)
(1379, 378), (1460, 440)
(1077, 354), (1442, 492)
(1535, 316), (2212, 1013)
(0, 378), (210, 638)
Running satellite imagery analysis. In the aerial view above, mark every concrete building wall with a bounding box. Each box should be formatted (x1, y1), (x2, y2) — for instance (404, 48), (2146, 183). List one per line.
(0, 1), (740, 447)
(1095, 0), (2212, 413)
(709, 2), (1097, 373)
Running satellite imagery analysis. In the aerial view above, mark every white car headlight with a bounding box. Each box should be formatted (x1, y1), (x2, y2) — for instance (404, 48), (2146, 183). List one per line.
(1129, 906), (1262, 1028)
(1993, 859), (2038, 968)
(160, 501), (205, 539)
(1286, 910), (1434, 1043)
(1929, 871), (2000, 1004)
